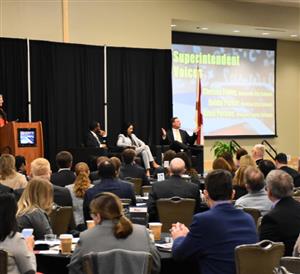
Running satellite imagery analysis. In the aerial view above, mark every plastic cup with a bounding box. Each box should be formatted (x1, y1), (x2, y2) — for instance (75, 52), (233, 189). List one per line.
(44, 234), (57, 241)
(21, 228), (34, 238)
(59, 234), (73, 254)
(148, 222), (162, 241)
(86, 220), (96, 229)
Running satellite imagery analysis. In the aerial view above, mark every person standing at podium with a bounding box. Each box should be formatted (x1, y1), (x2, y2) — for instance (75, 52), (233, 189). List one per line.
(0, 94), (8, 127)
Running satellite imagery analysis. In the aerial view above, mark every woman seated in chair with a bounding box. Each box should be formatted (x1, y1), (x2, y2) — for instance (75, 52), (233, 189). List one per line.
(66, 162), (94, 231)
(17, 178), (53, 240)
(69, 192), (160, 274)
(117, 122), (159, 177)
(0, 192), (36, 274)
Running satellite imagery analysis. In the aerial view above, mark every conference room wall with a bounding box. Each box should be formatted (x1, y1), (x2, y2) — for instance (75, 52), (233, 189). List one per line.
(1, 0), (300, 162)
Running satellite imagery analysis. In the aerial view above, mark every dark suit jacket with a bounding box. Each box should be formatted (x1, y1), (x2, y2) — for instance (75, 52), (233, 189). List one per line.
(83, 178), (136, 221)
(0, 184), (14, 194)
(162, 129), (197, 152)
(172, 203), (258, 274)
(14, 184), (72, 207)
(89, 171), (100, 182)
(260, 196), (300, 255)
(51, 170), (76, 187)
(148, 175), (201, 222)
(119, 164), (150, 186)
(85, 131), (106, 148)
(280, 166), (300, 187)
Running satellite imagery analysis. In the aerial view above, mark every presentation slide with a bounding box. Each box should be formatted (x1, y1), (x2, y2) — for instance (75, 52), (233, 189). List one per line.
(172, 44), (275, 137)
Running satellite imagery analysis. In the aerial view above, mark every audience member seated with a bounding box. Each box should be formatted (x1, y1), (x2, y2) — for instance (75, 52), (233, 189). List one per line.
(176, 152), (201, 189)
(119, 149), (149, 186)
(51, 151), (76, 187)
(171, 169), (258, 274)
(0, 154), (27, 190)
(233, 155), (256, 200)
(148, 158), (201, 222)
(117, 122), (159, 177)
(0, 182), (14, 194)
(251, 144), (265, 166)
(15, 155), (28, 180)
(66, 162), (94, 230)
(84, 120), (107, 148)
(0, 192), (36, 274)
(110, 156), (122, 178)
(69, 192), (160, 274)
(17, 178), (53, 240)
(152, 149), (176, 179)
(89, 156), (109, 182)
(260, 170), (300, 256)
(275, 152), (300, 187)
(258, 159), (276, 178)
(212, 157), (233, 174)
(23, 158), (72, 207)
(235, 147), (248, 168)
(220, 152), (237, 173)
(83, 160), (136, 221)
(235, 166), (272, 215)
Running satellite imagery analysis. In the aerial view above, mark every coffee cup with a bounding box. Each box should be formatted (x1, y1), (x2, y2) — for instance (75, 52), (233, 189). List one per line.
(86, 220), (96, 229)
(59, 234), (73, 254)
(148, 222), (162, 241)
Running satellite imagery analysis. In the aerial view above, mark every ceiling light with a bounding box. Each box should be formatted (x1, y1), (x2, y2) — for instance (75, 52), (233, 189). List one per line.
(233, 30), (240, 33)
(171, 24), (176, 28)
(262, 32), (270, 35)
(201, 27), (208, 30)
(290, 34), (298, 37)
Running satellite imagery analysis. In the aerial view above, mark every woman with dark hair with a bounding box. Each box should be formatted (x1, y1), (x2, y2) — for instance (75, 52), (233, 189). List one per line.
(0, 192), (36, 274)
(220, 152), (237, 173)
(117, 123), (159, 177)
(69, 192), (160, 274)
(0, 94), (8, 127)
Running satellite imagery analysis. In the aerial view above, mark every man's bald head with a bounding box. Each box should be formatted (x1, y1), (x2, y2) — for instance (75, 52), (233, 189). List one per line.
(169, 158), (186, 176)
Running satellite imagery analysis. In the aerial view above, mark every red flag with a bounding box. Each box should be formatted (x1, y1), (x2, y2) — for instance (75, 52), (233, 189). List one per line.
(195, 68), (204, 145)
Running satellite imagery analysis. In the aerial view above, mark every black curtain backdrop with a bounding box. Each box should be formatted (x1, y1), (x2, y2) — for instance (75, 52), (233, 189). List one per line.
(107, 47), (172, 147)
(0, 38), (28, 121)
(30, 41), (104, 165)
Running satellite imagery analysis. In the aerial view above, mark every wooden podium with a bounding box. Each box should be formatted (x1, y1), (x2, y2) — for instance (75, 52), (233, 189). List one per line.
(0, 121), (44, 173)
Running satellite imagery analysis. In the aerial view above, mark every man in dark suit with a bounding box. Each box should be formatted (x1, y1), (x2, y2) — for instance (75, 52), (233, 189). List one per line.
(161, 117), (198, 152)
(51, 151), (76, 187)
(119, 148), (149, 186)
(148, 158), (201, 222)
(85, 121), (107, 148)
(83, 160), (136, 221)
(89, 156), (109, 182)
(275, 152), (300, 187)
(171, 169), (258, 274)
(260, 169), (300, 256)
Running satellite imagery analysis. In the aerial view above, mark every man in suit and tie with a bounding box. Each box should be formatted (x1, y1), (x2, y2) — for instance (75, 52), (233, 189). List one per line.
(51, 151), (76, 187)
(171, 169), (258, 274)
(161, 117), (198, 152)
(260, 169), (300, 256)
(85, 121), (107, 148)
(148, 158), (201, 222)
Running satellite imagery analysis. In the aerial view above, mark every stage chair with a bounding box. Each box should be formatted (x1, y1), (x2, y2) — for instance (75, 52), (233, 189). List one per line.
(125, 177), (143, 195)
(0, 249), (8, 274)
(82, 249), (152, 274)
(49, 206), (73, 235)
(243, 208), (261, 227)
(280, 257), (300, 273)
(157, 197), (195, 232)
(235, 240), (285, 274)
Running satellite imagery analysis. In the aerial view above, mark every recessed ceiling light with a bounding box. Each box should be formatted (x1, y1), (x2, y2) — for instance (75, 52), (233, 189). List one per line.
(290, 34), (298, 37)
(233, 30), (240, 33)
(171, 24), (176, 28)
(201, 27), (208, 30)
(262, 32), (270, 35)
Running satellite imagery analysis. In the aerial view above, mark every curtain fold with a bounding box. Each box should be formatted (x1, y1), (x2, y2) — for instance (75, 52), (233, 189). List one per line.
(0, 38), (28, 121)
(107, 47), (172, 147)
(30, 41), (104, 164)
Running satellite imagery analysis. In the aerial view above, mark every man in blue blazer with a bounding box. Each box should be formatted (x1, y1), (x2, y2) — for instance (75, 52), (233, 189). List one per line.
(83, 160), (136, 221)
(171, 169), (258, 274)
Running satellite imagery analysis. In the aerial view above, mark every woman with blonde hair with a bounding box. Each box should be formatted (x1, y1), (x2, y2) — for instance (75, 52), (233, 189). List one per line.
(69, 192), (161, 274)
(0, 154), (27, 190)
(233, 155), (256, 199)
(17, 178), (53, 240)
(66, 162), (93, 229)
